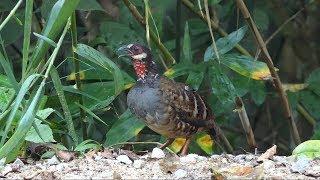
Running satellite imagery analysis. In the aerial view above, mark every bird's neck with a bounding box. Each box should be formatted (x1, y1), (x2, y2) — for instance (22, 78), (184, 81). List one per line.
(133, 58), (159, 82)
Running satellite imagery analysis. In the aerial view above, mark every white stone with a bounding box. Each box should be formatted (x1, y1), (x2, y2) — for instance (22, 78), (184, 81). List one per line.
(180, 154), (197, 164)
(173, 169), (187, 179)
(133, 159), (144, 169)
(13, 158), (24, 167)
(116, 155), (132, 165)
(151, 148), (165, 159)
(47, 155), (60, 165)
(290, 156), (310, 173)
(2, 166), (12, 175)
(94, 155), (102, 161)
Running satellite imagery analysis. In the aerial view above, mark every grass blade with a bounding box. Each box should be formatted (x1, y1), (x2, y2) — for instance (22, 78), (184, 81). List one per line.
(0, 74), (40, 146)
(22, 0), (34, 80)
(50, 66), (78, 145)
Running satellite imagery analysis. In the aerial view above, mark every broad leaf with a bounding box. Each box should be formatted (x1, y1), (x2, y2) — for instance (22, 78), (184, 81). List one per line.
(0, 86), (14, 111)
(196, 132), (213, 154)
(209, 66), (237, 107)
(306, 68), (320, 96)
(186, 71), (204, 91)
(220, 54), (271, 80)
(25, 120), (55, 143)
(75, 44), (124, 95)
(74, 139), (101, 152)
(204, 26), (247, 61)
(292, 140), (320, 159)
(104, 110), (145, 146)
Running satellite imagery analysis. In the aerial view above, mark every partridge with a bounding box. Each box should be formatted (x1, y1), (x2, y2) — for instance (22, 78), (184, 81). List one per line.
(117, 44), (231, 155)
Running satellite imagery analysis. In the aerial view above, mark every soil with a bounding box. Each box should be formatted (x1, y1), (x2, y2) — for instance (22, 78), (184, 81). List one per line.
(1, 148), (319, 179)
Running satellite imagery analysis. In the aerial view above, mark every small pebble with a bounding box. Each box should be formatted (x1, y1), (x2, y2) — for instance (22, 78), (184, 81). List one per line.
(133, 159), (144, 169)
(47, 155), (60, 165)
(13, 158), (24, 167)
(151, 148), (165, 159)
(291, 156), (310, 173)
(180, 154), (197, 164)
(116, 155), (132, 165)
(94, 155), (102, 161)
(173, 169), (187, 179)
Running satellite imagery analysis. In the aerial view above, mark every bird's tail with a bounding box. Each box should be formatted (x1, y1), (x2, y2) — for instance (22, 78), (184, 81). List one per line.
(208, 124), (233, 153)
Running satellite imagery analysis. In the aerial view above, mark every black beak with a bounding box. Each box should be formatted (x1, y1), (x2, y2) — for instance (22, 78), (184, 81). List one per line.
(117, 45), (131, 58)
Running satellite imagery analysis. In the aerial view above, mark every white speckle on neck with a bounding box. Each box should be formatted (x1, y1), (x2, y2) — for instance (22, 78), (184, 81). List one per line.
(127, 44), (134, 48)
(132, 53), (147, 59)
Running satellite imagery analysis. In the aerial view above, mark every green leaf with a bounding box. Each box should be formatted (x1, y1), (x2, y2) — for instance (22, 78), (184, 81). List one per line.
(33, 32), (57, 48)
(182, 22), (191, 63)
(0, 74), (12, 88)
(196, 132), (213, 154)
(292, 140), (320, 159)
(75, 44), (124, 95)
(0, 81), (44, 159)
(186, 71), (204, 91)
(209, 66), (237, 107)
(299, 91), (320, 119)
(250, 81), (266, 105)
(0, 86), (14, 111)
(220, 54), (271, 80)
(100, 21), (144, 51)
(74, 139), (101, 152)
(1, 74), (40, 146)
(306, 68), (320, 96)
(0, 47), (19, 90)
(105, 110), (145, 146)
(253, 9), (269, 31)
(36, 108), (55, 119)
(25, 119), (55, 143)
(204, 26), (247, 61)
(28, 0), (80, 71)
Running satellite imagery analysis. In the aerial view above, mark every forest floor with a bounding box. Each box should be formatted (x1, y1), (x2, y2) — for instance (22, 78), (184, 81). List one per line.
(1, 146), (320, 179)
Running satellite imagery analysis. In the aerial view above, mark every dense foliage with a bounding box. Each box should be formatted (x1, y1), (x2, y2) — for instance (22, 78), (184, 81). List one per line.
(0, 0), (319, 161)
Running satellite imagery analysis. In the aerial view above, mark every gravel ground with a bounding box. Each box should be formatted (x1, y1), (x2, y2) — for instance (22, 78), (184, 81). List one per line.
(1, 148), (319, 179)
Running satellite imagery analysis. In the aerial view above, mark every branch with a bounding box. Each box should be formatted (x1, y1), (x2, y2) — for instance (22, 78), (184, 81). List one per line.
(122, 0), (176, 65)
(236, 0), (301, 145)
(235, 97), (257, 149)
(181, 0), (251, 56)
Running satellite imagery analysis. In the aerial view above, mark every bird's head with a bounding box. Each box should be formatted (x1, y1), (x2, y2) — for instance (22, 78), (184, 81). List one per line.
(117, 44), (157, 80)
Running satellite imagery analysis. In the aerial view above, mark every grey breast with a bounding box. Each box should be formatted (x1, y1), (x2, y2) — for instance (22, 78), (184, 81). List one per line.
(127, 83), (166, 124)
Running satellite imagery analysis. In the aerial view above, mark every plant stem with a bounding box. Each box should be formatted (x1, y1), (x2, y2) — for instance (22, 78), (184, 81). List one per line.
(181, 0), (251, 56)
(22, 0), (34, 81)
(0, 0), (23, 31)
(122, 0), (176, 65)
(71, 12), (87, 140)
(236, 0), (301, 145)
(175, 0), (181, 62)
(235, 97), (257, 148)
(297, 103), (316, 126)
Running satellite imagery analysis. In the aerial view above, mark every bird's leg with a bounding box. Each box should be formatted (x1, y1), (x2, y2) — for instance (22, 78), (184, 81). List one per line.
(159, 138), (174, 149)
(180, 138), (192, 156)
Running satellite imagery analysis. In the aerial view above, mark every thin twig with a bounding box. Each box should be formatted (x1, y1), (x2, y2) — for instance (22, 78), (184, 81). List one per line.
(204, 0), (220, 61)
(297, 103), (316, 126)
(175, 0), (181, 62)
(254, 7), (305, 61)
(235, 97), (257, 148)
(181, 0), (251, 57)
(236, 0), (301, 145)
(122, 0), (176, 65)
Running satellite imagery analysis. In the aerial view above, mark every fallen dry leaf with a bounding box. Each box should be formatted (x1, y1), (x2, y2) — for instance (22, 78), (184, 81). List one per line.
(56, 151), (76, 162)
(257, 145), (277, 162)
